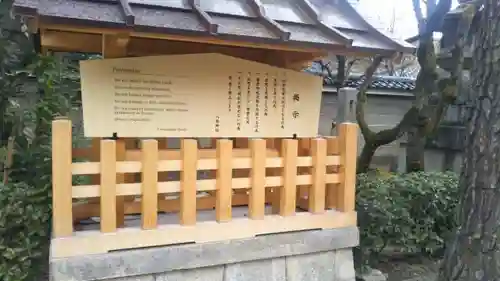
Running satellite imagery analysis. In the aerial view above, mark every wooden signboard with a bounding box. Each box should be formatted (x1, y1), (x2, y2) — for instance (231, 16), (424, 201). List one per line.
(79, 53), (323, 138)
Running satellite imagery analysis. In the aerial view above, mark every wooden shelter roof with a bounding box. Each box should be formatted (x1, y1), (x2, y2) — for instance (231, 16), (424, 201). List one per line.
(14, 0), (414, 58)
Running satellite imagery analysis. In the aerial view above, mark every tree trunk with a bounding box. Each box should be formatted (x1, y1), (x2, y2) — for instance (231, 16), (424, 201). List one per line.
(438, 2), (500, 280)
(357, 141), (377, 174)
(405, 128), (427, 172)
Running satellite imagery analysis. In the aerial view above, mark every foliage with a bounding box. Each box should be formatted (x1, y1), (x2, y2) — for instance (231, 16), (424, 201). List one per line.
(0, 0), (81, 278)
(356, 171), (459, 266)
(0, 182), (51, 281)
(0, 52), (80, 280)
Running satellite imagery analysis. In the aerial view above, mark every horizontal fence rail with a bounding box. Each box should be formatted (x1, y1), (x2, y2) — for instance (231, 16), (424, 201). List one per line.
(51, 118), (358, 258)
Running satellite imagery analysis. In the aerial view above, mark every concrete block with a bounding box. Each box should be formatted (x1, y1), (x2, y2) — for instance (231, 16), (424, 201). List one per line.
(358, 268), (387, 281)
(51, 227), (359, 281)
(155, 266), (223, 281)
(334, 249), (356, 281)
(285, 252), (336, 281)
(224, 258), (286, 281)
(106, 275), (155, 281)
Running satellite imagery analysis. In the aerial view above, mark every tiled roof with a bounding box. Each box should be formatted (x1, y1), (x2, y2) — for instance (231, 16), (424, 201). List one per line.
(13, 0), (415, 54)
(306, 61), (416, 92)
(324, 75), (416, 91)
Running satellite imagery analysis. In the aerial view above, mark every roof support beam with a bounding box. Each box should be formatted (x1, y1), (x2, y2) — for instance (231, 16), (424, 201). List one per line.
(102, 33), (130, 58)
(117, 0), (135, 26)
(247, 0), (291, 41)
(298, 0), (353, 46)
(188, 0), (219, 34)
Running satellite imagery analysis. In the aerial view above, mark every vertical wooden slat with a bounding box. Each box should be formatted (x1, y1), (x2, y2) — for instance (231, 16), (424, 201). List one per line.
(207, 138), (217, 196)
(309, 138), (327, 213)
(180, 139), (198, 225)
(269, 138), (282, 214)
(52, 119), (73, 237)
(125, 138), (138, 182)
(157, 138), (169, 182)
(297, 138), (311, 201)
(234, 138), (249, 178)
(216, 139), (233, 222)
(249, 139), (266, 219)
(280, 139), (298, 216)
(115, 140), (126, 227)
(86, 139), (102, 205)
(265, 138), (275, 206)
(100, 139), (117, 233)
(90, 138), (101, 184)
(141, 139), (158, 229)
(338, 123), (358, 212)
(325, 137), (340, 209)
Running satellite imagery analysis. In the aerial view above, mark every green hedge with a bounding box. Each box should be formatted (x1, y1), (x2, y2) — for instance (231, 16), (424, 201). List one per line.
(0, 182), (51, 281)
(356, 171), (459, 266)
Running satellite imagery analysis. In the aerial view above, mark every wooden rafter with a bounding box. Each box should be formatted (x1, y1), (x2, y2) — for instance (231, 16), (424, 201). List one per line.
(298, 0), (353, 45)
(247, 0), (291, 41)
(188, 0), (219, 34)
(117, 0), (135, 26)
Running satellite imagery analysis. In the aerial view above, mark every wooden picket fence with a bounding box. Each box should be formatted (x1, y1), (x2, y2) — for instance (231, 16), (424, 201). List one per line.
(51, 118), (358, 258)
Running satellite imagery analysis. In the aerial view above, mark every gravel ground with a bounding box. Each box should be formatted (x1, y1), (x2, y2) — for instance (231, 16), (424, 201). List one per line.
(374, 255), (440, 281)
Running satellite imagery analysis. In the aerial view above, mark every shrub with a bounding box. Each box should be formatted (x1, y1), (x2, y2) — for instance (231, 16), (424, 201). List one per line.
(356, 171), (459, 266)
(0, 181), (51, 281)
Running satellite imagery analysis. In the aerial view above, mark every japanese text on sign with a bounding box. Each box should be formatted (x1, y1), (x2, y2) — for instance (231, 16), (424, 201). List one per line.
(79, 53), (322, 138)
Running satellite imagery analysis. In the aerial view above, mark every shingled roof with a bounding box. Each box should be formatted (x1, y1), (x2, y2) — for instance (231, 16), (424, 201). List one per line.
(13, 0), (414, 55)
(324, 75), (416, 92)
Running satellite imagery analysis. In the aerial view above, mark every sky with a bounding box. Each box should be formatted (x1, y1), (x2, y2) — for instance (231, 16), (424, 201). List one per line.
(352, 0), (460, 40)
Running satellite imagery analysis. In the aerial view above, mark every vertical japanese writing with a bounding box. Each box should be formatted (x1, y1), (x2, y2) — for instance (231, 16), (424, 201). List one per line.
(215, 115), (220, 132)
(292, 93), (300, 119)
(281, 75), (286, 129)
(272, 75), (278, 109)
(246, 72), (252, 125)
(255, 73), (260, 132)
(264, 73), (269, 116)
(236, 72), (242, 131)
(228, 75), (232, 112)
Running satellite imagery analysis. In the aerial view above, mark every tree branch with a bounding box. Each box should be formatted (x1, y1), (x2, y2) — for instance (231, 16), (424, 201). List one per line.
(355, 55), (384, 140)
(412, 0), (426, 33)
(375, 107), (420, 145)
(425, 2), (479, 135)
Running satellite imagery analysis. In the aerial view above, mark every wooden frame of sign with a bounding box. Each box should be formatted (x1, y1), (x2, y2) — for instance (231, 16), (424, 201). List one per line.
(13, 0), (417, 259)
(78, 34), (328, 227)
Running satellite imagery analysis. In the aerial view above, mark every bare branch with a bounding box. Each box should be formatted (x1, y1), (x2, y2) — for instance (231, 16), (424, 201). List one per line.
(345, 58), (360, 78)
(426, 2), (479, 135)
(336, 55), (346, 88)
(412, 0), (426, 33)
(426, 0), (437, 17)
(355, 56), (384, 140)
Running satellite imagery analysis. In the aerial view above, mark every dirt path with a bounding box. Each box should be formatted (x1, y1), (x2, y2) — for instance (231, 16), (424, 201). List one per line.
(374, 255), (440, 281)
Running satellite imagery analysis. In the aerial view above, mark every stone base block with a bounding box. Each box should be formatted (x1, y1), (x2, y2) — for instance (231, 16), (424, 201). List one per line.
(52, 227), (358, 281)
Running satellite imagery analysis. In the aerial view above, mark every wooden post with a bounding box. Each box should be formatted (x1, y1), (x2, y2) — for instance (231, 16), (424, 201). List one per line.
(52, 118), (73, 237)
(100, 139), (117, 233)
(309, 138), (327, 213)
(216, 139), (232, 222)
(158, 138), (169, 182)
(338, 123), (358, 212)
(141, 139), (158, 229)
(280, 139), (298, 216)
(249, 139), (266, 219)
(115, 141), (126, 227)
(102, 33), (130, 227)
(206, 138), (217, 196)
(269, 138), (282, 214)
(180, 139), (198, 225)
(297, 138), (311, 203)
(90, 138), (100, 185)
(325, 136), (340, 209)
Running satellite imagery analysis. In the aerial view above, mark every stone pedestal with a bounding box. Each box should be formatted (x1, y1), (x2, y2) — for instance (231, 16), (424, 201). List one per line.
(51, 227), (358, 281)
